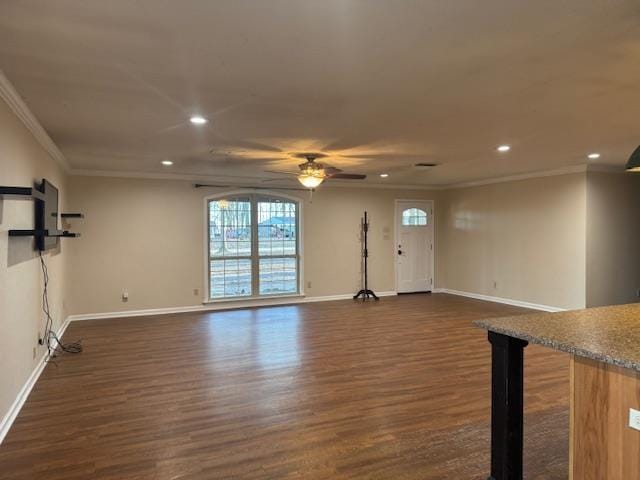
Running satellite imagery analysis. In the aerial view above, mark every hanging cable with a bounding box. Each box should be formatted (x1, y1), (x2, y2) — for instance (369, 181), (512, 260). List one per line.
(39, 250), (82, 359)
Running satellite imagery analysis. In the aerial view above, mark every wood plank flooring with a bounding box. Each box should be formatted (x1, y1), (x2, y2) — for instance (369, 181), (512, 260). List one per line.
(0, 294), (569, 479)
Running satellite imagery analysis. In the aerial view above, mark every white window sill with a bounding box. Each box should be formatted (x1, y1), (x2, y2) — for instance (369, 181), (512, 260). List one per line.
(202, 293), (306, 306)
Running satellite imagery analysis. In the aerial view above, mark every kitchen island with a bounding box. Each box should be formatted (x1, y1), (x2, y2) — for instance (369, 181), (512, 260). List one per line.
(476, 303), (640, 480)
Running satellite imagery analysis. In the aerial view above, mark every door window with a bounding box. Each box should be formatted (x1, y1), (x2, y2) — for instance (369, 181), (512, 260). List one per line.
(402, 208), (428, 226)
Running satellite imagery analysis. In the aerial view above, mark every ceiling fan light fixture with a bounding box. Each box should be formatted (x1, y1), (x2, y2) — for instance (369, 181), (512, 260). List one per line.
(298, 173), (324, 189)
(625, 146), (640, 172)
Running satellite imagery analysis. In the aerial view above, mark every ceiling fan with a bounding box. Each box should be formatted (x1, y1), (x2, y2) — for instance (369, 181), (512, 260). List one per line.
(265, 153), (367, 188)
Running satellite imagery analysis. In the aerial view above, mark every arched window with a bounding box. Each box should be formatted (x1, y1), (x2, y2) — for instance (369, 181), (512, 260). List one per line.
(402, 208), (428, 226)
(207, 193), (300, 300)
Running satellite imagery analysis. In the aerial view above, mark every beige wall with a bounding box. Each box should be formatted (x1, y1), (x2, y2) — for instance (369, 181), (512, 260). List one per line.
(436, 173), (587, 310)
(0, 99), (67, 425)
(67, 172), (599, 315)
(66, 176), (439, 315)
(3, 102), (632, 438)
(586, 171), (640, 307)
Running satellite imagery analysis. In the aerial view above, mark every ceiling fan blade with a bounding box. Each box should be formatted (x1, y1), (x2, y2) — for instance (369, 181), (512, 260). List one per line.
(261, 178), (295, 183)
(195, 183), (309, 192)
(293, 152), (328, 160)
(323, 165), (343, 175)
(264, 170), (301, 176)
(329, 173), (367, 180)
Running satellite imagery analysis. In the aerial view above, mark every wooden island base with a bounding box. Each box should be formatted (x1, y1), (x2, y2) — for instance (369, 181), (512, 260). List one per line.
(477, 303), (640, 480)
(570, 356), (640, 480)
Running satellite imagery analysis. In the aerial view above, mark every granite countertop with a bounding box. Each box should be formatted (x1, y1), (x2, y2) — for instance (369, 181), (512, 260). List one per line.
(475, 303), (640, 372)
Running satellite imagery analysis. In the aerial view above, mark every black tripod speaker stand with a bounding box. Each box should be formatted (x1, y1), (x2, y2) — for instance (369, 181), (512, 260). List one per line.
(353, 211), (379, 301)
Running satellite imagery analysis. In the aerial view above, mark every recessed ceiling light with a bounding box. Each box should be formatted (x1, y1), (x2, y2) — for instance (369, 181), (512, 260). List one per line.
(161, 160), (174, 166)
(380, 173), (389, 178)
(189, 115), (208, 125)
(588, 153), (601, 160)
(497, 145), (511, 152)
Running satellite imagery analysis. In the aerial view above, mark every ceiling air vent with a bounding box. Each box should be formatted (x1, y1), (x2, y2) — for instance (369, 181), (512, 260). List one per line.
(414, 163), (438, 170)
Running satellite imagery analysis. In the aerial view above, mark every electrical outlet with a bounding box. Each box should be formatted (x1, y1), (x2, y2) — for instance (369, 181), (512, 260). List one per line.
(629, 408), (640, 431)
(493, 281), (497, 289)
(307, 281), (312, 289)
(193, 288), (199, 296)
(122, 290), (129, 302)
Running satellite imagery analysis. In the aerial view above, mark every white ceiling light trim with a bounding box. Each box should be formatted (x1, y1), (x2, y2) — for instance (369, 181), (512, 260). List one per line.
(497, 145), (511, 152)
(189, 115), (208, 125)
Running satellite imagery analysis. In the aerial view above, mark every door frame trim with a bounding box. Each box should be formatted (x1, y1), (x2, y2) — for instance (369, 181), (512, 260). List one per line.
(393, 199), (436, 294)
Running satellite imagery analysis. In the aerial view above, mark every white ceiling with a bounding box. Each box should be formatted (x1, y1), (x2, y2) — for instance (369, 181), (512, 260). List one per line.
(1, 0), (639, 187)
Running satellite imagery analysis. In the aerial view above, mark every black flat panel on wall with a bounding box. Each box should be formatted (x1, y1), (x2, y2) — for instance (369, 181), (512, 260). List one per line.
(35, 179), (61, 251)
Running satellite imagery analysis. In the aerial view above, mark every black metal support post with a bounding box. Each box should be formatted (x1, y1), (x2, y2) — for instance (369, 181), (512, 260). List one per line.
(487, 331), (528, 480)
(353, 211), (379, 301)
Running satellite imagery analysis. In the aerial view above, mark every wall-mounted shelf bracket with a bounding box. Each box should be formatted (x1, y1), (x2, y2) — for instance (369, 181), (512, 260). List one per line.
(0, 186), (45, 200)
(1, 185), (83, 246)
(8, 230), (81, 238)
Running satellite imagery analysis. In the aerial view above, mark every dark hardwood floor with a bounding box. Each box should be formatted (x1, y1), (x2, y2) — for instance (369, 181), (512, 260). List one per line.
(0, 294), (569, 479)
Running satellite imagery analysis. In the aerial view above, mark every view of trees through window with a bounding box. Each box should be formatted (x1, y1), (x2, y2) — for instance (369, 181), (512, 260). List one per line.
(208, 195), (299, 299)
(402, 208), (428, 226)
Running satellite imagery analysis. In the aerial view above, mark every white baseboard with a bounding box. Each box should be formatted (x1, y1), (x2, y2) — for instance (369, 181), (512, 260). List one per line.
(1, 291), (397, 444)
(2, 288), (563, 445)
(0, 316), (71, 445)
(433, 288), (566, 312)
(67, 291), (398, 322)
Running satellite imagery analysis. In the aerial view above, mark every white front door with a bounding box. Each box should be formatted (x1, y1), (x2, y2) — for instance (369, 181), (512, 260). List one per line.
(395, 200), (434, 293)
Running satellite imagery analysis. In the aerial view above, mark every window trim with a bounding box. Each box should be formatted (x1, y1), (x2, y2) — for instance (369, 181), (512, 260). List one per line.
(202, 190), (304, 303)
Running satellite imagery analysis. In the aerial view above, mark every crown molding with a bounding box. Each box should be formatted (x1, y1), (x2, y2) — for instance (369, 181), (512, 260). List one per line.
(0, 68), (625, 188)
(586, 163), (627, 174)
(0, 70), (70, 171)
(444, 164), (588, 189)
(68, 168), (441, 191)
(68, 163), (605, 191)
(70, 163), (600, 192)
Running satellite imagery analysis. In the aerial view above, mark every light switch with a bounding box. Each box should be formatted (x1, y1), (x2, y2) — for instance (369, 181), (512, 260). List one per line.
(629, 408), (640, 431)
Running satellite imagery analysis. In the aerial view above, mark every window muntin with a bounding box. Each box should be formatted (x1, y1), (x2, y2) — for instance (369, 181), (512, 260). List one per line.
(209, 197), (252, 298)
(402, 208), (428, 226)
(210, 258), (252, 298)
(208, 194), (299, 300)
(259, 257), (298, 295)
(258, 199), (297, 256)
